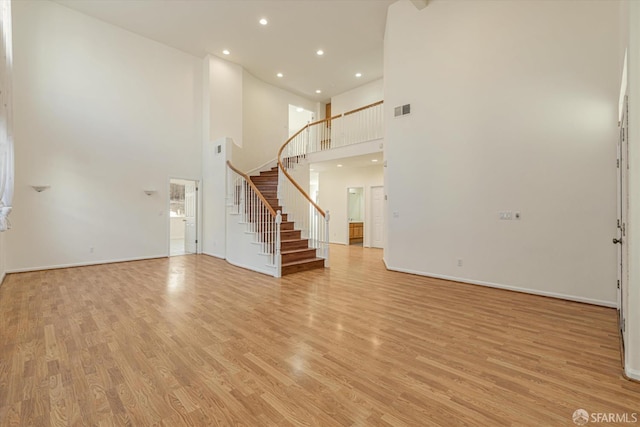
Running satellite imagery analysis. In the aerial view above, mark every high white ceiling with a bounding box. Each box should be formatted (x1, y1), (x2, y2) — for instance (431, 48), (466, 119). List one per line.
(54, 0), (397, 103)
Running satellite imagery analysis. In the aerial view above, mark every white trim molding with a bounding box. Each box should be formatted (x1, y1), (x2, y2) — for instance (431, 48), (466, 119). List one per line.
(626, 367), (640, 382)
(6, 255), (169, 274)
(384, 264), (617, 308)
(224, 258), (277, 278)
(202, 251), (225, 260)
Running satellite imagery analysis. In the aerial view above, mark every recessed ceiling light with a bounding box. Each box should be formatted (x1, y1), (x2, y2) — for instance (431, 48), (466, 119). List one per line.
(316, 50), (324, 56)
(222, 49), (230, 55)
(259, 18), (268, 25)
(276, 72), (283, 78)
(337, 164), (343, 167)
(355, 73), (362, 78)
(315, 89), (322, 94)
(371, 159), (378, 162)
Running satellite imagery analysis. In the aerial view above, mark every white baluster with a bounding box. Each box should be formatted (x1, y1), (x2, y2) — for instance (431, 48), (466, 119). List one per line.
(275, 210), (282, 277)
(324, 210), (330, 267)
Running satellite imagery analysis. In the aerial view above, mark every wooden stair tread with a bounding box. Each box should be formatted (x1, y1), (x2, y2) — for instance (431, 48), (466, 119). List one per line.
(281, 247), (315, 255)
(239, 165), (325, 276)
(281, 257), (324, 267)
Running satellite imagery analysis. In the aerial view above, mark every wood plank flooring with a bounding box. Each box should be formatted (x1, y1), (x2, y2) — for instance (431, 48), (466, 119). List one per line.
(1, 245), (639, 426)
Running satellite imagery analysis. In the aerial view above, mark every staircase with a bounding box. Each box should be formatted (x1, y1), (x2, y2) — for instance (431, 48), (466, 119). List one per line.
(250, 167), (325, 275)
(226, 101), (382, 277)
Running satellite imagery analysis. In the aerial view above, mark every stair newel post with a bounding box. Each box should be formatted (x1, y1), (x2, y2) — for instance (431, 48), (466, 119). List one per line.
(275, 210), (282, 278)
(324, 210), (330, 267)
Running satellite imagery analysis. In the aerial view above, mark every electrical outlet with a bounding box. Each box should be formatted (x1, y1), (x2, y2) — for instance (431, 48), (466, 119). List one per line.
(457, 259), (463, 267)
(499, 211), (513, 220)
(89, 247), (94, 253)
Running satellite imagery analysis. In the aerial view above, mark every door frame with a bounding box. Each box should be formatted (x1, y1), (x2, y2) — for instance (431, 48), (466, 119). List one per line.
(616, 95), (629, 351)
(370, 185), (384, 249)
(167, 177), (202, 256)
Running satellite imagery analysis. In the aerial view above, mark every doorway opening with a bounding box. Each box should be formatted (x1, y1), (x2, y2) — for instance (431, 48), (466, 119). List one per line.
(348, 187), (364, 246)
(370, 186), (384, 249)
(169, 178), (198, 256)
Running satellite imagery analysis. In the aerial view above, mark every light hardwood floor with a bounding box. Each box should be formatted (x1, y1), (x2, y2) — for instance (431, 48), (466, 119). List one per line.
(1, 245), (639, 426)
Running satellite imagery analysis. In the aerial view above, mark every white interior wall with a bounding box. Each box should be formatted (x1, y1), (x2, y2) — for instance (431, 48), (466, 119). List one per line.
(288, 104), (314, 136)
(8, 0), (203, 271)
(202, 55), (242, 259)
(384, 0), (620, 306)
(331, 79), (383, 115)
(237, 71), (316, 172)
(318, 165), (383, 246)
(202, 136), (231, 258)
(209, 56), (243, 146)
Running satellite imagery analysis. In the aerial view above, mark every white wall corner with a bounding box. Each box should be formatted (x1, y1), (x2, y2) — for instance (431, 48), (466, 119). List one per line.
(209, 55), (243, 147)
(410, 0), (429, 11)
(625, 366), (640, 382)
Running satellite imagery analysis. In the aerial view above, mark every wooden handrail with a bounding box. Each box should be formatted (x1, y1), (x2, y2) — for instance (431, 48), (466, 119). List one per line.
(276, 100), (383, 219)
(277, 131), (326, 217)
(226, 160), (277, 217)
(343, 100), (384, 116)
(303, 100), (384, 128)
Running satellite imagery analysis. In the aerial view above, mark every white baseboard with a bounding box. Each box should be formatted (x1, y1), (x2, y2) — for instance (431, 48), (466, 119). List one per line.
(201, 252), (276, 277)
(225, 258), (277, 277)
(0, 271), (5, 286)
(6, 254), (169, 274)
(384, 264), (616, 308)
(202, 251), (225, 260)
(626, 367), (640, 381)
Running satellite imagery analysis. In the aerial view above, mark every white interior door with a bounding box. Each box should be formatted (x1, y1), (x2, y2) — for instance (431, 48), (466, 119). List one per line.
(184, 182), (197, 254)
(371, 186), (384, 248)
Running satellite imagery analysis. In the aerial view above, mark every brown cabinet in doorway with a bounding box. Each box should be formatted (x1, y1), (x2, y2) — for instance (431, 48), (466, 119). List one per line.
(349, 222), (363, 244)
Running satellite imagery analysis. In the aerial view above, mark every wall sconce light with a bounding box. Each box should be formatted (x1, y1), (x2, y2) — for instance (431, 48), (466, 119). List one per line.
(143, 190), (157, 196)
(31, 185), (50, 192)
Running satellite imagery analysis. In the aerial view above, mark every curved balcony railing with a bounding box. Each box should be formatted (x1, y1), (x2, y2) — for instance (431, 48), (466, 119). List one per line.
(276, 101), (383, 264)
